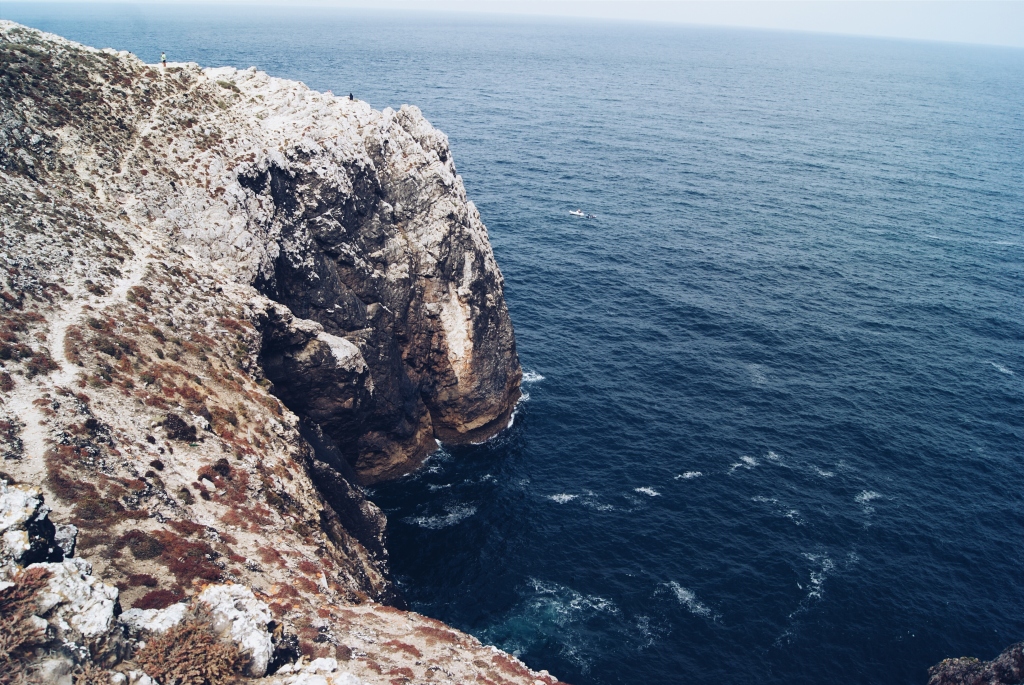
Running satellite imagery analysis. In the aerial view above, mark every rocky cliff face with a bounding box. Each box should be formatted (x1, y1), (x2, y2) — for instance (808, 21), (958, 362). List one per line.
(0, 21), (548, 685)
(928, 643), (1024, 685)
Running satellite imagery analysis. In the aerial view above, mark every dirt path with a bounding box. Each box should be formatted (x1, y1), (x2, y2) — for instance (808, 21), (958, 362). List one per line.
(3, 75), (171, 480)
(2, 216), (154, 482)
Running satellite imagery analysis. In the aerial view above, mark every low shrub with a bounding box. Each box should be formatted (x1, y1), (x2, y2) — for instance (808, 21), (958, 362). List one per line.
(0, 566), (52, 682)
(25, 350), (59, 377)
(121, 530), (165, 560)
(133, 588), (184, 611)
(127, 573), (159, 587)
(382, 640), (422, 659)
(163, 413), (197, 442)
(135, 610), (243, 684)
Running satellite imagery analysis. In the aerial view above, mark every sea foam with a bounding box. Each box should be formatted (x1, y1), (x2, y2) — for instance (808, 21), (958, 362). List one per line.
(989, 362), (1014, 375)
(405, 504), (477, 529)
(666, 581), (713, 618)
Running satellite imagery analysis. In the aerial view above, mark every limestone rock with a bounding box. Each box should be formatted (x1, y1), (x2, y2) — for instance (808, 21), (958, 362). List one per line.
(54, 524), (78, 559)
(0, 480), (62, 565)
(30, 557), (126, 663)
(271, 657), (367, 685)
(119, 603), (189, 636)
(197, 583), (274, 677)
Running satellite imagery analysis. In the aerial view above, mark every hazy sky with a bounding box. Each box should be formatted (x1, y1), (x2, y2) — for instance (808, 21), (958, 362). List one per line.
(8, 1), (1024, 48)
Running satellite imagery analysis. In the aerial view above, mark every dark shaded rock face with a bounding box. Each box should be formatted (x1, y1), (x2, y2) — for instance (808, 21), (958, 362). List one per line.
(928, 643), (1024, 685)
(240, 106), (522, 483)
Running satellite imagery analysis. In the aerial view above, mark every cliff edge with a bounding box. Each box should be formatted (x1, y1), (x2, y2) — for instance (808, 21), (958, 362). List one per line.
(0, 21), (547, 685)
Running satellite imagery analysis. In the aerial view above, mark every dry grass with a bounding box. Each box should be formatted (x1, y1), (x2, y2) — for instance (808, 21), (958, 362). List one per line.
(72, 662), (113, 685)
(0, 567), (52, 684)
(135, 609), (243, 685)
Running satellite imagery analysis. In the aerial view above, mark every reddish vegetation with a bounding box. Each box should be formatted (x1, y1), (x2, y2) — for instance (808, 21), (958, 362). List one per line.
(133, 588), (185, 610)
(294, 577), (319, 594)
(126, 573), (159, 587)
(258, 545), (288, 568)
(151, 530), (222, 586)
(491, 653), (535, 679)
(46, 447), (147, 526)
(383, 640), (423, 659)
(415, 624), (459, 645)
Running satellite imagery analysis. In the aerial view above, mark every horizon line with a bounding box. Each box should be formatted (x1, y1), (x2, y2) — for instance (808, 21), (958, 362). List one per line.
(2, 1), (1023, 49)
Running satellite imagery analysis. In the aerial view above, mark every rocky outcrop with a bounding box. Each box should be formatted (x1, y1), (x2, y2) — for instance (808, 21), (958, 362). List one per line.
(0, 484), (564, 684)
(0, 20), (556, 685)
(928, 643), (1024, 685)
(0, 18), (521, 485)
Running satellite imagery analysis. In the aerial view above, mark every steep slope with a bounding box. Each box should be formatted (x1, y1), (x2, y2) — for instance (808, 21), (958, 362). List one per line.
(0, 21), (546, 685)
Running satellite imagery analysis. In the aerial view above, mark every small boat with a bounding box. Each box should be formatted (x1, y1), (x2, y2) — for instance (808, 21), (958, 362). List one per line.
(569, 209), (586, 217)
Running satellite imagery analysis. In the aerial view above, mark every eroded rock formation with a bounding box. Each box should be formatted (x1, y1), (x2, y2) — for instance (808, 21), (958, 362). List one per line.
(0, 20), (553, 685)
(928, 644), (1024, 685)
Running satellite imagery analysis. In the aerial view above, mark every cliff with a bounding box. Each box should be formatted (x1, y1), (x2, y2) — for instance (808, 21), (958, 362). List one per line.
(0, 21), (550, 685)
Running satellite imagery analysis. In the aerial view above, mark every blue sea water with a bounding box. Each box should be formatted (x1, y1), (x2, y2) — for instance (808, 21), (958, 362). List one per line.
(4, 5), (1023, 684)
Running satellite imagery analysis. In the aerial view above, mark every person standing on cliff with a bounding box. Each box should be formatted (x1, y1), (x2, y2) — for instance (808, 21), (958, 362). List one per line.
(161, 52), (166, 67)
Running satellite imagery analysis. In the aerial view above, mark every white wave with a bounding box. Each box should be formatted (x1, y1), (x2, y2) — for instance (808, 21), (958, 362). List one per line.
(728, 455), (758, 473)
(579, 490), (616, 511)
(753, 496), (803, 525)
(856, 490), (882, 514)
(748, 364), (769, 387)
(522, 370), (545, 383)
(528, 578), (618, 616)
(766, 450), (783, 463)
(634, 487), (661, 497)
(855, 490), (881, 504)
(989, 362), (1014, 375)
(482, 579), (618, 674)
(405, 504), (477, 529)
(666, 581), (712, 618)
(800, 553), (835, 601)
(548, 493), (578, 504)
(811, 466), (835, 478)
(675, 471), (703, 480)
(633, 615), (657, 649)
(505, 393), (527, 428)
(470, 392), (527, 444)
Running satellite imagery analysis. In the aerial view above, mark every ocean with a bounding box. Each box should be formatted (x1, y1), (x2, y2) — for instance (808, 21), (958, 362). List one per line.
(4, 4), (1022, 684)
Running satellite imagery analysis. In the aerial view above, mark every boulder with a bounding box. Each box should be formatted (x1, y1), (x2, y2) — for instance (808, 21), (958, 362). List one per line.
(198, 584), (274, 677)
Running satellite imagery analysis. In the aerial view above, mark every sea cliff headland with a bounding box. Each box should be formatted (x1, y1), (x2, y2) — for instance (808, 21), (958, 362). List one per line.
(0, 20), (553, 685)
